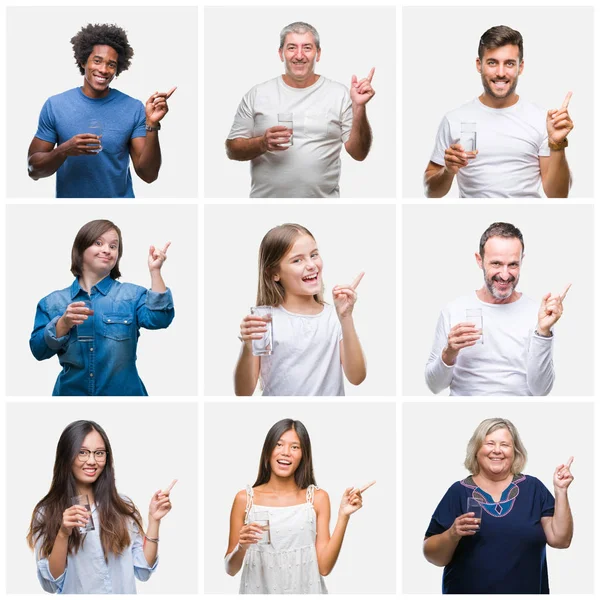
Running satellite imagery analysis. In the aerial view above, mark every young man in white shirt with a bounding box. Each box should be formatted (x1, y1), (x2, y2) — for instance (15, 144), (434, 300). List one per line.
(226, 21), (375, 198)
(424, 25), (574, 198)
(425, 222), (571, 396)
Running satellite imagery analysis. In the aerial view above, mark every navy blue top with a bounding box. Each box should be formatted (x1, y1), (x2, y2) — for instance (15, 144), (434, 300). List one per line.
(30, 277), (174, 396)
(35, 87), (146, 198)
(425, 475), (555, 594)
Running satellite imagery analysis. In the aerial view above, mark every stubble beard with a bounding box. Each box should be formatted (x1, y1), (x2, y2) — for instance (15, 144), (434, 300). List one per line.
(481, 73), (519, 100)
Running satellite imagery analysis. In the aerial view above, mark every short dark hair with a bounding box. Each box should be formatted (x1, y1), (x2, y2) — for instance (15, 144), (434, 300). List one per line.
(71, 219), (123, 279)
(253, 419), (316, 489)
(479, 25), (523, 63)
(479, 222), (524, 259)
(71, 23), (134, 76)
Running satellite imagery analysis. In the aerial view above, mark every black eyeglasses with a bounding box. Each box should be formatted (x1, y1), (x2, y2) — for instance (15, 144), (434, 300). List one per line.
(76, 449), (108, 462)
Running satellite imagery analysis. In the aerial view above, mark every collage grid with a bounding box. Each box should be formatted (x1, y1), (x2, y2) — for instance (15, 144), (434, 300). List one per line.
(0, 0), (598, 598)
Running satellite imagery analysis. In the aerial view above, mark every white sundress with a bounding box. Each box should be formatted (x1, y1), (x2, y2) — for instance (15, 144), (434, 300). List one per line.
(239, 484), (328, 594)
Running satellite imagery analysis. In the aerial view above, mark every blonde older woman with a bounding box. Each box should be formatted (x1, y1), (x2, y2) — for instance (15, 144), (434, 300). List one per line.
(423, 418), (574, 594)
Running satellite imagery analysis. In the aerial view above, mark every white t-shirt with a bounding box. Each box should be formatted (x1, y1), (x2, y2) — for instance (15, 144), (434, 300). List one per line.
(228, 76), (353, 198)
(260, 304), (344, 396)
(425, 292), (555, 396)
(430, 98), (551, 198)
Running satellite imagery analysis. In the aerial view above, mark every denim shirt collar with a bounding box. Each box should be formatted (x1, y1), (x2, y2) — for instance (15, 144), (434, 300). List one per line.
(70, 276), (115, 300)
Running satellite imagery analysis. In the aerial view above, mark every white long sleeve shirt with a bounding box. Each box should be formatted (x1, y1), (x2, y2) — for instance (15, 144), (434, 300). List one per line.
(425, 293), (554, 396)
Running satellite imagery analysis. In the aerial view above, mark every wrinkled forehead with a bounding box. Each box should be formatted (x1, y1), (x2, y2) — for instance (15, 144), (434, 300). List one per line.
(283, 31), (317, 48)
(482, 236), (523, 260)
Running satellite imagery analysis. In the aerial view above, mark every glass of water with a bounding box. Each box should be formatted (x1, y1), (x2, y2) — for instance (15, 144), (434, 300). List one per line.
(76, 299), (94, 342)
(459, 122), (477, 153)
(465, 308), (483, 344)
(86, 119), (103, 153)
(253, 511), (271, 545)
(250, 306), (273, 356)
(467, 497), (483, 530)
(277, 113), (293, 147)
(70, 494), (95, 534)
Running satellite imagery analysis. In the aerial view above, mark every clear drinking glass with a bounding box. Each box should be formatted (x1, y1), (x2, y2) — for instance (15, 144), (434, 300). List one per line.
(86, 119), (103, 153)
(467, 497), (483, 530)
(70, 494), (95, 534)
(459, 122), (477, 152)
(253, 511), (271, 545)
(465, 308), (483, 345)
(251, 306), (273, 356)
(76, 299), (94, 342)
(277, 113), (293, 147)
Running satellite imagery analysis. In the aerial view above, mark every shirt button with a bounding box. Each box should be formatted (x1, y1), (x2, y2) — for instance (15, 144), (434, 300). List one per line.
(90, 373), (94, 378)
(107, 319), (111, 322)
(90, 347), (94, 352)
(124, 320), (128, 324)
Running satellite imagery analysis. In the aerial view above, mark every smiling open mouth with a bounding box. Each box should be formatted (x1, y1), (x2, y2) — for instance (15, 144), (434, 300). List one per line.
(302, 273), (318, 282)
(277, 460), (292, 466)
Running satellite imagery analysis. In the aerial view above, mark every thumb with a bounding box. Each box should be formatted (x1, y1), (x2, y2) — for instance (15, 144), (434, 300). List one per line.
(149, 245), (156, 256)
(540, 292), (551, 304)
(351, 74), (358, 87)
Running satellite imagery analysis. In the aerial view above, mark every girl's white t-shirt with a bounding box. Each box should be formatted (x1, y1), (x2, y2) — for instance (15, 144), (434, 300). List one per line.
(260, 304), (344, 396)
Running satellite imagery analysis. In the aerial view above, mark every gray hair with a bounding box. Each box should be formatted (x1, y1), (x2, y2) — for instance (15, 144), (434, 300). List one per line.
(464, 418), (527, 476)
(279, 22), (320, 50)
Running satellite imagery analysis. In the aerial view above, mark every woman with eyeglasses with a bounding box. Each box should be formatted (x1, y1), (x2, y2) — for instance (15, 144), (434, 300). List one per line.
(27, 420), (176, 593)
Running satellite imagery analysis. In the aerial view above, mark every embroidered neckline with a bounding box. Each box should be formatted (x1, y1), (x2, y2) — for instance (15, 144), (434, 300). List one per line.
(461, 474), (526, 518)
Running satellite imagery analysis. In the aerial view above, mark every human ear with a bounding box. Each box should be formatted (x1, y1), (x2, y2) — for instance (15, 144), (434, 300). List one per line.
(316, 48), (321, 63)
(278, 48), (284, 62)
(475, 252), (484, 270)
(476, 57), (482, 74)
(518, 59), (524, 75)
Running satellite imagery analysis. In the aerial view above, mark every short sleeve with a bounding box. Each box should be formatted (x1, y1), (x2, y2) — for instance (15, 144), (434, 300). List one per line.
(131, 101), (147, 140)
(425, 483), (462, 538)
(227, 89), (255, 140)
(340, 89), (353, 143)
(535, 477), (555, 517)
(35, 99), (58, 144)
(430, 116), (453, 166)
(131, 520), (158, 581)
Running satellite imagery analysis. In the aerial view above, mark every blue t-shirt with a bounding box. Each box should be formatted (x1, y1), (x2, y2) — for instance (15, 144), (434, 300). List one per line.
(29, 277), (174, 396)
(35, 87), (146, 198)
(425, 475), (555, 594)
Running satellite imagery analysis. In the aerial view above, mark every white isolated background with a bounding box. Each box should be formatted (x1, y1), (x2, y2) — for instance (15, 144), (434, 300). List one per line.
(6, 401), (198, 594)
(204, 6), (396, 198)
(6, 6), (198, 198)
(402, 204), (594, 396)
(402, 401), (594, 594)
(204, 203), (396, 396)
(204, 401), (396, 594)
(402, 6), (594, 198)
(6, 204), (198, 396)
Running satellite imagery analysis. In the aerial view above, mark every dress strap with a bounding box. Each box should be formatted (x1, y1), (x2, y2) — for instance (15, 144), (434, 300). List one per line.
(306, 484), (319, 505)
(244, 485), (254, 525)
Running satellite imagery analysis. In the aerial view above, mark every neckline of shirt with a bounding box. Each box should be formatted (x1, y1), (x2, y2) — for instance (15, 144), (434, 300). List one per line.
(277, 304), (327, 318)
(252, 502), (313, 509)
(76, 86), (115, 103)
(474, 95), (522, 114)
(278, 74), (325, 93)
(471, 290), (525, 308)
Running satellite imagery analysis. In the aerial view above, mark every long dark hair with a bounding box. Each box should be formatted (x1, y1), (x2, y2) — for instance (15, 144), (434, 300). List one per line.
(27, 421), (144, 561)
(253, 419), (316, 489)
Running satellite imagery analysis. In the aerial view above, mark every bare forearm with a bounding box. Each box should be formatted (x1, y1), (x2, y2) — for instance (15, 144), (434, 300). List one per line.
(150, 270), (167, 293)
(340, 317), (366, 385)
(28, 146), (69, 180)
(226, 137), (266, 161)
(234, 345), (259, 396)
(423, 530), (460, 567)
(550, 490), (573, 547)
(143, 517), (160, 566)
(542, 151), (570, 198)
(317, 514), (350, 576)
(48, 532), (69, 579)
(224, 544), (247, 576)
(135, 132), (161, 183)
(424, 165), (454, 198)
(345, 106), (372, 161)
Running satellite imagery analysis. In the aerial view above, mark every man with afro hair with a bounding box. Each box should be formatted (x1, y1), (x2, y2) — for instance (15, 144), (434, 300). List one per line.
(28, 23), (176, 198)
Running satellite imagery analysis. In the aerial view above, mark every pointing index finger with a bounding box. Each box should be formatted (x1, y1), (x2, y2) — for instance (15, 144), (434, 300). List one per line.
(162, 241), (172, 254)
(560, 283), (572, 301)
(350, 271), (365, 290)
(565, 456), (574, 469)
(367, 67), (375, 82)
(359, 480), (376, 493)
(166, 86), (177, 99)
(561, 91), (572, 109)
(163, 479), (178, 493)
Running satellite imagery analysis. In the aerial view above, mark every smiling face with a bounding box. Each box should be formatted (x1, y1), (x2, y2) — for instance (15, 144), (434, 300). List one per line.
(476, 236), (523, 303)
(81, 44), (118, 98)
(269, 429), (303, 478)
(71, 429), (107, 489)
(477, 44), (523, 105)
(81, 228), (119, 278)
(274, 233), (323, 300)
(279, 31), (321, 87)
(476, 427), (515, 478)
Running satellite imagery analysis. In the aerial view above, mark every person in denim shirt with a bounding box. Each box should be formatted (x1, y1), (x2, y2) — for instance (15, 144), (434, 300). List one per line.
(27, 420), (175, 593)
(30, 219), (174, 395)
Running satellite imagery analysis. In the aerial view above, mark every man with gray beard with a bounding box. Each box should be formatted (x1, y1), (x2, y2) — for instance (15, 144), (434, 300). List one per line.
(425, 222), (571, 396)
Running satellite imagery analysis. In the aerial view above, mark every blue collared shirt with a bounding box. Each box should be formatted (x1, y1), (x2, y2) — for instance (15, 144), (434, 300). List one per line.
(35, 504), (158, 594)
(30, 277), (174, 396)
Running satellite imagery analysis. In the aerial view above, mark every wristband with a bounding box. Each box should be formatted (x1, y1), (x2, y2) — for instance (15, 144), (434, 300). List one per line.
(145, 535), (159, 543)
(146, 123), (161, 132)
